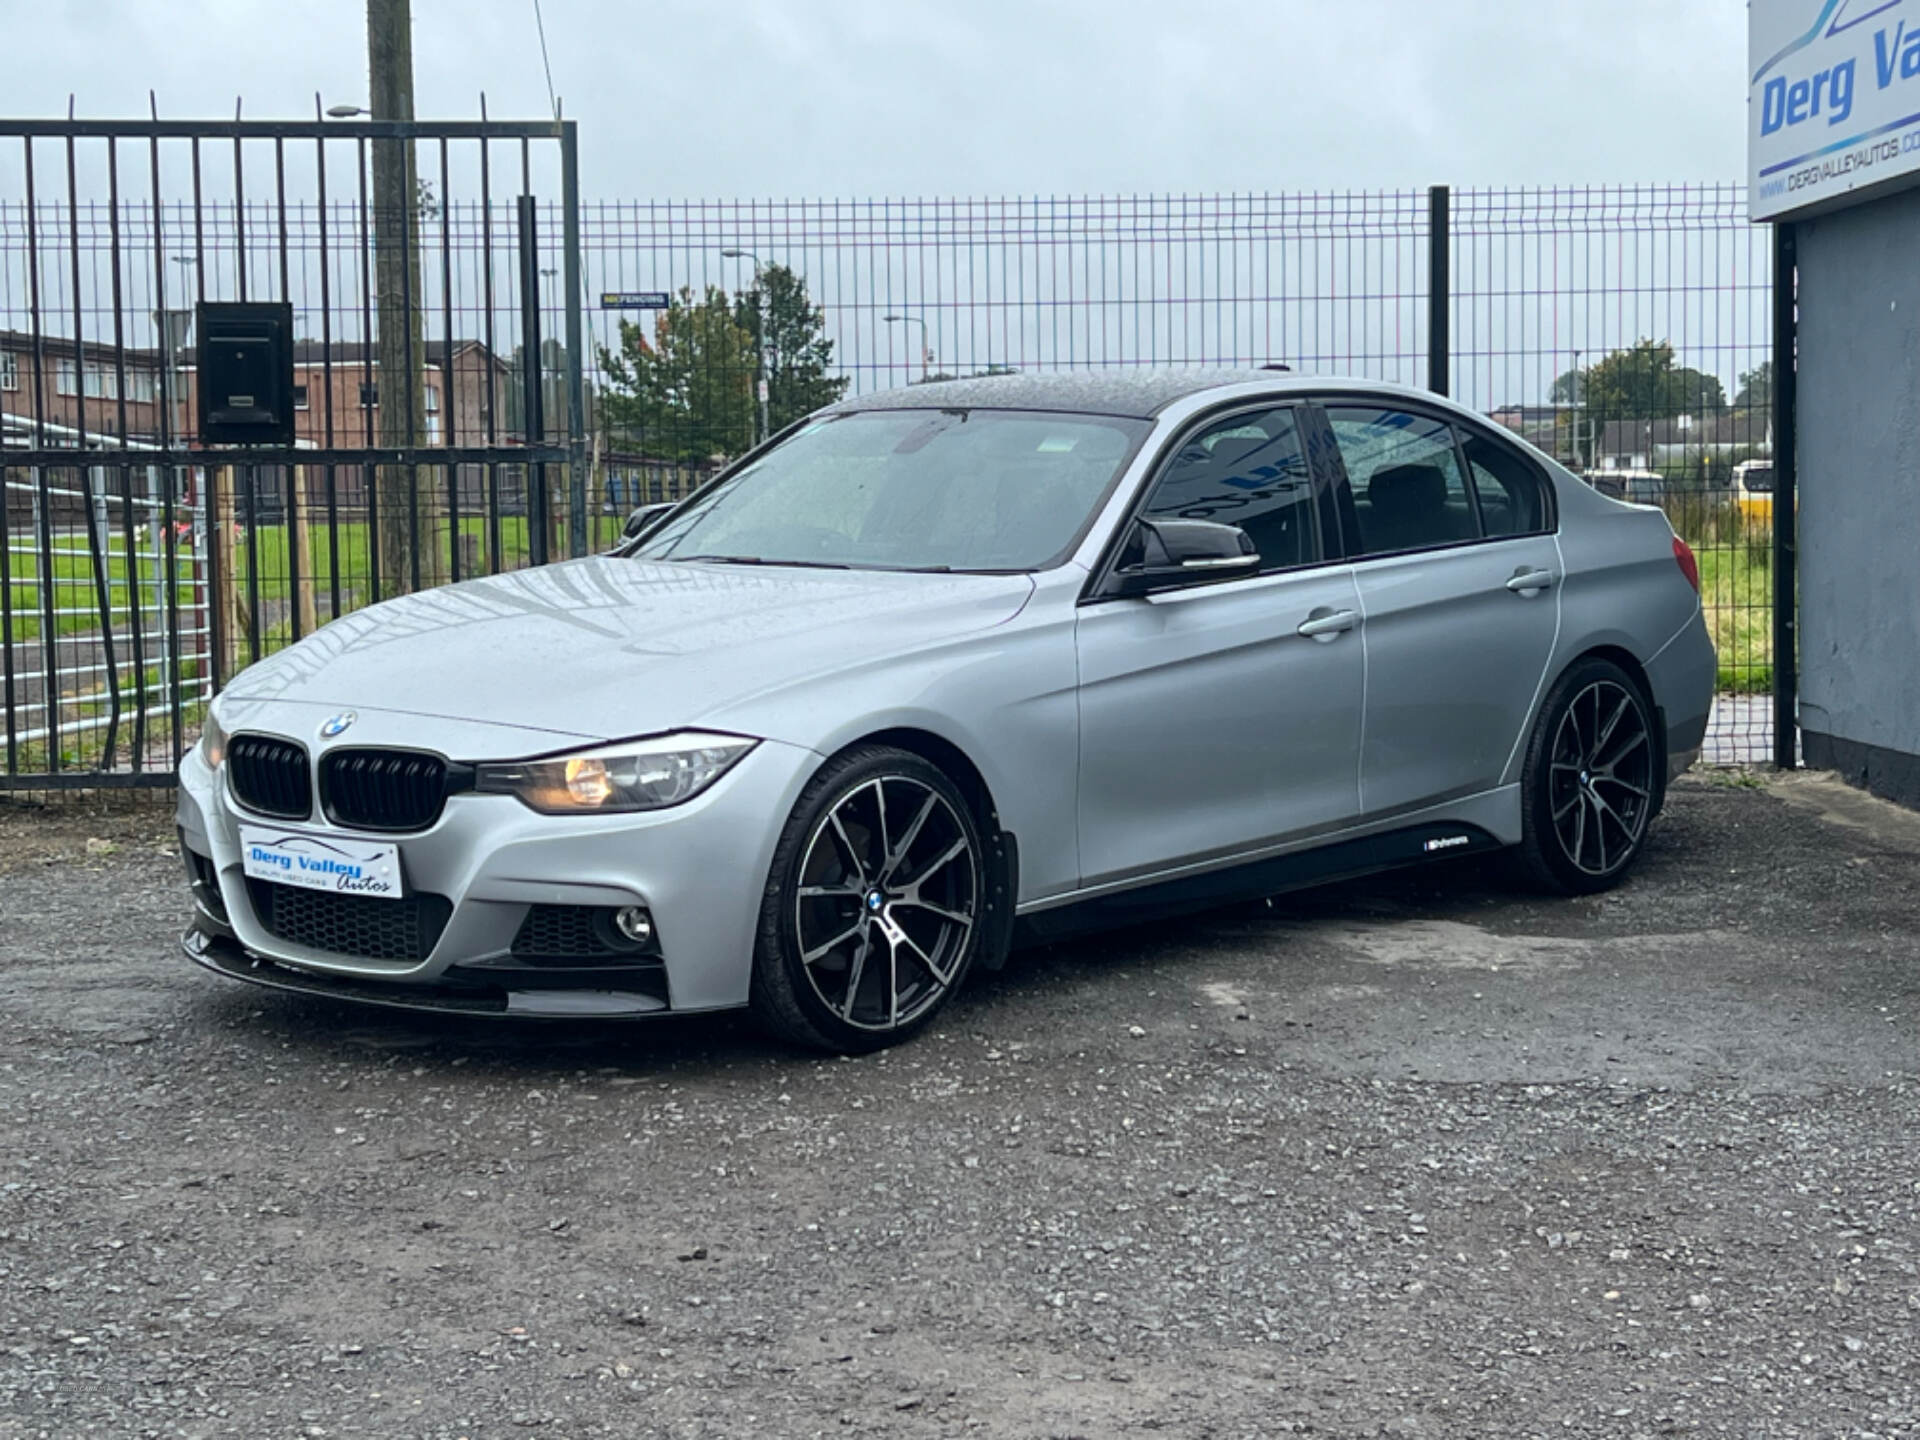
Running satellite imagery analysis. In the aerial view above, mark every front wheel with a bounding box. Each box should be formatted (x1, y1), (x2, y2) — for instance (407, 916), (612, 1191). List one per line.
(750, 746), (986, 1053)
(1515, 657), (1660, 895)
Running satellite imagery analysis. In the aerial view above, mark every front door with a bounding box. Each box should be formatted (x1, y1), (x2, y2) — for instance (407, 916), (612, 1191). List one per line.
(1075, 405), (1365, 890)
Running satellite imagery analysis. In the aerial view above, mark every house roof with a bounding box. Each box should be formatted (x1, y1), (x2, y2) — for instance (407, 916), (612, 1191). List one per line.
(1, 331), (506, 372)
(0, 329), (163, 365)
(1597, 411), (1771, 453)
(172, 339), (506, 368)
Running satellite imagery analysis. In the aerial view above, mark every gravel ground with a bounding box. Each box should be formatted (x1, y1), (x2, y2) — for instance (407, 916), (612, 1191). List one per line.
(2, 772), (1919, 1439)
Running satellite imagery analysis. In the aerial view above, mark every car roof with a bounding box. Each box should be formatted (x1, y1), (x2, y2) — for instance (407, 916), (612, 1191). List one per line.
(820, 368), (1464, 421)
(819, 368), (1301, 420)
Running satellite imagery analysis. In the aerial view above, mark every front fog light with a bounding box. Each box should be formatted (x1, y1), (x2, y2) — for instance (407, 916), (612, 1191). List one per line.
(613, 907), (653, 945)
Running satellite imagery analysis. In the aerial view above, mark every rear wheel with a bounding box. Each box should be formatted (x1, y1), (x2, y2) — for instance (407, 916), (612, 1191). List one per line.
(1516, 657), (1659, 895)
(750, 746), (985, 1053)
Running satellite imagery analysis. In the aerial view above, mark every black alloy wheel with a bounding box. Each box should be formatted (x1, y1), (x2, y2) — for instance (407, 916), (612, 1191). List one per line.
(751, 745), (985, 1052)
(1517, 657), (1659, 895)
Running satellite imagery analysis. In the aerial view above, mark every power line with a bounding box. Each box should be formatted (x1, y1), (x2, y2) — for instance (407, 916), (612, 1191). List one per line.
(531, 0), (559, 121)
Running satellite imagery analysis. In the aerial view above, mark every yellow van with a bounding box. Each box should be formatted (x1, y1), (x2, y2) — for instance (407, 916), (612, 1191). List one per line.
(1731, 460), (1773, 523)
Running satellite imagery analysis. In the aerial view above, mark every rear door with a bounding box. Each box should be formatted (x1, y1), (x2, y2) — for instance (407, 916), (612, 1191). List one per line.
(1074, 404), (1364, 888)
(1317, 400), (1561, 819)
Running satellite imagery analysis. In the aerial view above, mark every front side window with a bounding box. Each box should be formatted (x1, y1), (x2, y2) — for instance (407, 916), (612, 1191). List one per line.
(634, 408), (1149, 573)
(1326, 406), (1477, 556)
(1141, 407), (1320, 572)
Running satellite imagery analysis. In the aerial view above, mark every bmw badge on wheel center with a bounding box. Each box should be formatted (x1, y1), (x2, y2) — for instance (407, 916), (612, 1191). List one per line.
(177, 369), (1714, 1053)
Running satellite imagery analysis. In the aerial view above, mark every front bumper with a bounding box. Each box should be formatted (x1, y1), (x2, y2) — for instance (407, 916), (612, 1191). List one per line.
(175, 729), (821, 1016)
(181, 925), (672, 1017)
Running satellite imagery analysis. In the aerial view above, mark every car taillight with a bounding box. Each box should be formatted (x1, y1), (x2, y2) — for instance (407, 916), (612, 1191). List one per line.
(1673, 536), (1700, 594)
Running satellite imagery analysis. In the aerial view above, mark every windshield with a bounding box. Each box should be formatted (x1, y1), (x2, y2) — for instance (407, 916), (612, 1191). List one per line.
(632, 408), (1150, 572)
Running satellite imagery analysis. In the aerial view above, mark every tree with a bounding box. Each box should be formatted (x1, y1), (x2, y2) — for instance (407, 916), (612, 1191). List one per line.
(1734, 361), (1773, 413)
(1577, 340), (1726, 424)
(598, 286), (758, 462)
(731, 264), (849, 430)
(1548, 368), (1587, 405)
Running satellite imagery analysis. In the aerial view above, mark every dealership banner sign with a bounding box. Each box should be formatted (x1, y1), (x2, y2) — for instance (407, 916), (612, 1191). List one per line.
(1750, 0), (1920, 220)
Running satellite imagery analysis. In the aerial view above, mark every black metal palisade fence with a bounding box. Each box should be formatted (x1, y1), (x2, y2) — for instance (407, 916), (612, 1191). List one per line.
(0, 127), (1779, 789)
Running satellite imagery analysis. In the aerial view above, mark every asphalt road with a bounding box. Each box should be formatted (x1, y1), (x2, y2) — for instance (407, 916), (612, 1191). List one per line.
(2, 772), (1919, 1439)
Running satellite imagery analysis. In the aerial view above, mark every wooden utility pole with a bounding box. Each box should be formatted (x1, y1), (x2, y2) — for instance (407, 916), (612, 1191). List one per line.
(368, 0), (438, 594)
(291, 465), (318, 635)
(212, 466), (246, 678)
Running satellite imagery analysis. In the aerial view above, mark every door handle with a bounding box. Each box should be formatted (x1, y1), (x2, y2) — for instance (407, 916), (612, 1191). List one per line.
(1505, 568), (1556, 594)
(1297, 608), (1359, 640)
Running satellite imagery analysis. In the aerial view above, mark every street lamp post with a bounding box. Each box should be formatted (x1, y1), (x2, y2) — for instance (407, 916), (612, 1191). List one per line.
(721, 247), (769, 445)
(1570, 348), (1583, 470)
(884, 314), (930, 382)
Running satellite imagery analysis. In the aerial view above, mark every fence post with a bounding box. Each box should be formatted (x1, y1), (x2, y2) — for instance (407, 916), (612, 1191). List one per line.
(560, 122), (589, 559)
(517, 194), (548, 567)
(1772, 222), (1798, 771)
(1428, 185), (1450, 398)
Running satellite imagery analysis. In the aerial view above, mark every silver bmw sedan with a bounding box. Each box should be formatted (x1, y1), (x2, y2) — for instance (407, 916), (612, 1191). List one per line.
(177, 370), (1715, 1052)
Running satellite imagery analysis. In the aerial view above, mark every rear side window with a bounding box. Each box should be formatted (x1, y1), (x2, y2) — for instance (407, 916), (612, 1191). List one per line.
(1462, 431), (1551, 537)
(1142, 407), (1321, 573)
(1325, 407), (1478, 556)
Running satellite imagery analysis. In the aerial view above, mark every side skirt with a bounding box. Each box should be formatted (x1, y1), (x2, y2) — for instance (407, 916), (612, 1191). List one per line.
(1012, 821), (1503, 947)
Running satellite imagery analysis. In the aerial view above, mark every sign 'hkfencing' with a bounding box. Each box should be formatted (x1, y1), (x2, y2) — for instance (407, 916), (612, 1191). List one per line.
(1750, 0), (1920, 221)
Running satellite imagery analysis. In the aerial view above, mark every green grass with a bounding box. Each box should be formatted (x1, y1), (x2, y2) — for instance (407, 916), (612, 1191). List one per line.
(230, 514), (631, 605)
(1653, 488), (1776, 695)
(1694, 539), (1774, 695)
(5, 513), (635, 646)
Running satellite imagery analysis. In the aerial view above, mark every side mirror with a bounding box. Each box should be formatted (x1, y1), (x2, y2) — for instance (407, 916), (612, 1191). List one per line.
(622, 501), (677, 542)
(1104, 518), (1259, 599)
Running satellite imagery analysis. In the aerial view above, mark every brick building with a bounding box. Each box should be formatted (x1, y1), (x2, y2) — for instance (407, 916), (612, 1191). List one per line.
(0, 330), (169, 443)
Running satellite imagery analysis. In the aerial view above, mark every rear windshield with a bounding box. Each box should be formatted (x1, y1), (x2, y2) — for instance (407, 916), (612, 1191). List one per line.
(633, 408), (1150, 572)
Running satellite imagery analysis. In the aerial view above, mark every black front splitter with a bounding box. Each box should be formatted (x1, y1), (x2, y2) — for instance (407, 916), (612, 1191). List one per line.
(181, 926), (670, 1019)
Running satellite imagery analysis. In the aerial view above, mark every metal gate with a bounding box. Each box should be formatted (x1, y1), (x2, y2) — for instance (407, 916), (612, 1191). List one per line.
(0, 108), (586, 789)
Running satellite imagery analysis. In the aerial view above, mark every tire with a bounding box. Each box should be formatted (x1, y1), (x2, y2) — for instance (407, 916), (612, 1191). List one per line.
(749, 745), (988, 1053)
(1515, 656), (1661, 896)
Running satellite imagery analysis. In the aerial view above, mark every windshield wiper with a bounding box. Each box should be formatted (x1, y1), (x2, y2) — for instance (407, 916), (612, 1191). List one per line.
(675, 554), (853, 571)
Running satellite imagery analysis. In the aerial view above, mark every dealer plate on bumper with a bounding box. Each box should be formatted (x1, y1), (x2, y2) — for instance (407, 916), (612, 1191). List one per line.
(238, 824), (402, 900)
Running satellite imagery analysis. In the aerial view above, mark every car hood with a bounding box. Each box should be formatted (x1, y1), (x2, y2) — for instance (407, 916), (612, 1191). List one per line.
(224, 557), (1036, 751)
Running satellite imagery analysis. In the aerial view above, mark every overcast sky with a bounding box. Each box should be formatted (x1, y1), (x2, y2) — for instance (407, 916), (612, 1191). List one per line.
(2, 0), (1752, 198)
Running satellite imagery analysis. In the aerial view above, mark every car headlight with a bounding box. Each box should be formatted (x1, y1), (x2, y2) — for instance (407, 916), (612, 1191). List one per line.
(475, 732), (757, 815)
(198, 711), (230, 768)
